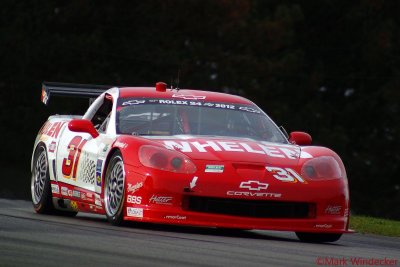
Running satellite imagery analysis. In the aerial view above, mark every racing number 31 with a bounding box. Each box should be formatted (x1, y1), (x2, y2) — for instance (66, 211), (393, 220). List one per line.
(62, 136), (87, 179)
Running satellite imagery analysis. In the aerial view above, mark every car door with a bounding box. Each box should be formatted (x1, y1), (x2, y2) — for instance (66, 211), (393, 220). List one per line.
(56, 93), (115, 195)
(56, 130), (96, 192)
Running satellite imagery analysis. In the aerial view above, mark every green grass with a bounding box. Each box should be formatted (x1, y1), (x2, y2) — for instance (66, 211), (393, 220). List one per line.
(350, 215), (400, 237)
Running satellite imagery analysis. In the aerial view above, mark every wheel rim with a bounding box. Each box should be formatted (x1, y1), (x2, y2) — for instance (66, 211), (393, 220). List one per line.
(104, 156), (125, 216)
(31, 147), (47, 205)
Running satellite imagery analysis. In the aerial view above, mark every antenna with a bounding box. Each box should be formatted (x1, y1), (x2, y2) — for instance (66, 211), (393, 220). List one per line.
(176, 69), (180, 91)
(169, 67), (182, 91)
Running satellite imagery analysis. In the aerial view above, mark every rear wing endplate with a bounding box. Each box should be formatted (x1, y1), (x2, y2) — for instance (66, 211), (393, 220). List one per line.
(41, 82), (114, 105)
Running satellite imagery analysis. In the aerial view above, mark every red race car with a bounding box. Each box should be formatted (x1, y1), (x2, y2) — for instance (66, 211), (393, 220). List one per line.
(31, 82), (351, 242)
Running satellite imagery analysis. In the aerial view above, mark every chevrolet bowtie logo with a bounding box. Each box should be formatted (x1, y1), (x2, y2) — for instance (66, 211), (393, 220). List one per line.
(239, 180), (269, 191)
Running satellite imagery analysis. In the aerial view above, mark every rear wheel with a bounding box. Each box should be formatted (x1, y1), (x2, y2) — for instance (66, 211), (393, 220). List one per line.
(31, 144), (78, 217)
(104, 151), (126, 225)
(295, 232), (342, 243)
(31, 144), (54, 214)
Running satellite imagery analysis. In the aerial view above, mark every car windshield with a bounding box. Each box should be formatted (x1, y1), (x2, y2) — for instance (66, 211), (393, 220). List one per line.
(116, 98), (287, 143)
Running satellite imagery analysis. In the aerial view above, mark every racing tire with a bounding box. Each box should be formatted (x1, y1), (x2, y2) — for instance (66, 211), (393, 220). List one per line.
(295, 232), (342, 243)
(31, 144), (77, 217)
(104, 151), (126, 226)
(31, 144), (55, 214)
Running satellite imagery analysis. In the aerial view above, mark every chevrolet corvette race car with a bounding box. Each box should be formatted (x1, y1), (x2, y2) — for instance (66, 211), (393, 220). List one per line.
(31, 82), (351, 242)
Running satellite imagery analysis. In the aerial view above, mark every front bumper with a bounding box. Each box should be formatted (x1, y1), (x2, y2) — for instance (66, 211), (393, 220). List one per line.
(123, 202), (350, 233)
(123, 163), (350, 233)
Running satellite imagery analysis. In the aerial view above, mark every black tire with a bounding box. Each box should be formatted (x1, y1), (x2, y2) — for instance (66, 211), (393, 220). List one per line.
(31, 144), (56, 214)
(295, 232), (342, 243)
(31, 144), (77, 217)
(104, 151), (126, 225)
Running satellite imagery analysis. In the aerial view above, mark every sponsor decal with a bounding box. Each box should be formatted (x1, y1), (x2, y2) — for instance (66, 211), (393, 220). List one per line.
(238, 106), (260, 113)
(157, 99), (191, 105)
(205, 165), (224, 173)
(172, 94), (206, 100)
(127, 182), (144, 193)
(61, 186), (68, 196)
(163, 140), (312, 159)
(82, 193), (93, 201)
(325, 205), (342, 215)
(95, 194), (101, 206)
(72, 190), (80, 198)
(114, 141), (128, 149)
(40, 121), (66, 139)
(96, 159), (103, 186)
(127, 207), (143, 218)
(314, 224), (333, 229)
(149, 195), (173, 205)
(266, 167), (306, 183)
(119, 98), (262, 114)
(164, 215), (186, 220)
(239, 180), (269, 191)
(51, 184), (59, 194)
(127, 195), (142, 204)
(227, 191), (282, 198)
(122, 100), (146, 106)
(49, 141), (57, 153)
(70, 201), (79, 211)
(227, 180), (281, 198)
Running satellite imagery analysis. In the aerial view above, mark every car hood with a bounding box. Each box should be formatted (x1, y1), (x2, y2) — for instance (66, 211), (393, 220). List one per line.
(148, 135), (313, 165)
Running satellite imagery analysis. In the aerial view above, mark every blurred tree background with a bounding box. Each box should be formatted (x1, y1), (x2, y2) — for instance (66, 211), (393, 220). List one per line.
(0, 0), (399, 219)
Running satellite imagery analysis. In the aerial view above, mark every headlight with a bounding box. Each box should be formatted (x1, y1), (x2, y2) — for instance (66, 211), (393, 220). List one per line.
(139, 145), (197, 174)
(301, 156), (342, 180)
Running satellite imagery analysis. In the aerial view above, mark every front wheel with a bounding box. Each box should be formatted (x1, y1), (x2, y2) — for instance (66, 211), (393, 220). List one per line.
(295, 232), (342, 243)
(104, 151), (126, 225)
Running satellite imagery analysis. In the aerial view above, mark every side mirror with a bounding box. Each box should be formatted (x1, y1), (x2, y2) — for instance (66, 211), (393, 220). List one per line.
(289, 131), (312, 146)
(68, 119), (99, 138)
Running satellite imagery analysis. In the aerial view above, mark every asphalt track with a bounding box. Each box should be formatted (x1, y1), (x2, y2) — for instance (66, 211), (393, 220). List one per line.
(0, 199), (398, 267)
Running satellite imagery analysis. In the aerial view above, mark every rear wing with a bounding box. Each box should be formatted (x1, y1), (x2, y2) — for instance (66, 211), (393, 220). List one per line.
(41, 82), (114, 105)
